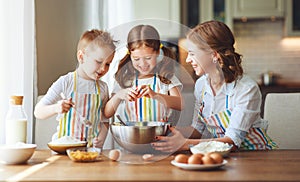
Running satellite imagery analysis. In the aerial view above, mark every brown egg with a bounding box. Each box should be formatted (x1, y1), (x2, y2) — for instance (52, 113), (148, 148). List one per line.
(174, 154), (189, 163)
(188, 154), (203, 164)
(201, 155), (215, 165)
(142, 154), (154, 161)
(209, 153), (223, 164)
(193, 153), (204, 158)
(108, 149), (120, 161)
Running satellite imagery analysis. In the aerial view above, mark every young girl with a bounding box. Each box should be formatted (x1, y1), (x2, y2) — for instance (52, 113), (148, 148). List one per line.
(104, 25), (183, 122)
(152, 21), (277, 152)
(34, 29), (116, 148)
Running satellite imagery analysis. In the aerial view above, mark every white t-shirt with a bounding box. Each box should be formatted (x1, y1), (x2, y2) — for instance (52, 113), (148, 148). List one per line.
(192, 74), (268, 147)
(39, 71), (109, 122)
(112, 75), (182, 122)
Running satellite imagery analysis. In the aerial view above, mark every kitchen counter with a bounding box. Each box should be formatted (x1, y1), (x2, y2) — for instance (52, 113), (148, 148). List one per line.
(1, 149), (300, 181)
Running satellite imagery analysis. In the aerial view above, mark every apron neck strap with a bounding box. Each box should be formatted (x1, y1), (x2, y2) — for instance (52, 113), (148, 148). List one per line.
(73, 71), (100, 94)
(135, 73), (157, 89)
(200, 85), (230, 110)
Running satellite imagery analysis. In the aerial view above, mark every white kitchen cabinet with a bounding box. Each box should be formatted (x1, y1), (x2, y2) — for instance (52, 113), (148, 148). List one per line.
(181, 0), (233, 30)
(132, 0), (180, 38)
(132, 0), (179, 22)
(232, 0), (284, 18)
(201, 0), (233, 30)
(285, 0), (300, 36)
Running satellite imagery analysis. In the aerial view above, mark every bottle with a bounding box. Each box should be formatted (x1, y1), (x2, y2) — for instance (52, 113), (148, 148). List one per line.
(5, 95), (28, 144)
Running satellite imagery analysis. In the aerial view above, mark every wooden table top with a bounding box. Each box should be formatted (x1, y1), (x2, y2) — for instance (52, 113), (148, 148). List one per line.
(1, 149), (300, 181)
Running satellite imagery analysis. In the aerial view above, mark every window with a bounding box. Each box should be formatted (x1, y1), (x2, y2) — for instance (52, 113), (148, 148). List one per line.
(0, 0), (36, 144)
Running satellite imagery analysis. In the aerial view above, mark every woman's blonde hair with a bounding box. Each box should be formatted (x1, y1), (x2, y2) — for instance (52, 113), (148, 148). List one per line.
(77, 29), (116, 52)
(187, 20), (243, 83)
(115, 25), (176, 88)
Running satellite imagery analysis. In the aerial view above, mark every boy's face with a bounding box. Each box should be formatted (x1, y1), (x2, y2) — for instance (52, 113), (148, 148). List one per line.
(79, 45), (114, 80)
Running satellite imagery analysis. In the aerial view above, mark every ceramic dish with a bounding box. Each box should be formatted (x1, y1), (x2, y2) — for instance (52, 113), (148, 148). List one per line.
(190, 141), (233, 157)
(47, 142), (87, 154)
(0, 143), (36, 164)
(171, 160), (227, 170)
(67, 147), (101, 162)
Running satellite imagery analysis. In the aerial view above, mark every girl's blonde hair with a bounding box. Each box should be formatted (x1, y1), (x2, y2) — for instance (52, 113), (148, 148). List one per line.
(77, 29), (116, 52)
(115, 25), (176, 88)
(187, 20), (243, 83)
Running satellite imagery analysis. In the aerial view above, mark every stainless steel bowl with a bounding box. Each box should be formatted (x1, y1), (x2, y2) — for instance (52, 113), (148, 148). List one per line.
(110, 121), (170, 154)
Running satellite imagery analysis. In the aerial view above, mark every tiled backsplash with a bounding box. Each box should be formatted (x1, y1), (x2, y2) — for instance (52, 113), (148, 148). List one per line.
(234, 20), (300, 84)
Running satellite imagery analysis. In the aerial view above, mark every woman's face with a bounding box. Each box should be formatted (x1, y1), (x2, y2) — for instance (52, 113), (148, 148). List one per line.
(130, 46), (158, 78)
(80, 45), (114, 80)
(185, 39), (214, 76)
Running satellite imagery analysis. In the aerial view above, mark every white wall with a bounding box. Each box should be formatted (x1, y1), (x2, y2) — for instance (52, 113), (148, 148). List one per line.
(234, 20), (300, 84)
(35, 0), (101, 95)
(34, 0), (105, 145)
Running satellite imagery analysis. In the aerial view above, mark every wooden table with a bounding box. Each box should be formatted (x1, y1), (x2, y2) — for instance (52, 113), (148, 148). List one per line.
(1, 149), (300, 181)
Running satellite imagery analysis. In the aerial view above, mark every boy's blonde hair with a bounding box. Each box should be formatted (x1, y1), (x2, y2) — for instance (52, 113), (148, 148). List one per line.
(77, 29), (116, 52)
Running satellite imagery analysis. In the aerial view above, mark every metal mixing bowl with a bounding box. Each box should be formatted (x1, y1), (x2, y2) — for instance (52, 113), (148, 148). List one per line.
(110, 121), (170, 154)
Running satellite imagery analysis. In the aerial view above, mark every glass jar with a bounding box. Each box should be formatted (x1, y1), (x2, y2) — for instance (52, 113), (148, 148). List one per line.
(5, 95), (27, 144)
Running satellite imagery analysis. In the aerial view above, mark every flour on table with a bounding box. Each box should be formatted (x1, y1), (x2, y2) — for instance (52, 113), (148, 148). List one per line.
(191, 141), (232, 153)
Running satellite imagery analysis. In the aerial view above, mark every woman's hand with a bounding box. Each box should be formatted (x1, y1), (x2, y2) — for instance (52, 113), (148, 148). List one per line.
(137, 85), (157, 98)
(56, 98), (74, 114)
(151, 127), (188, 153)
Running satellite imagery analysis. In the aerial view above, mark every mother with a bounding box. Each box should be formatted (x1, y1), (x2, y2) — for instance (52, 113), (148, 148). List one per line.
(152, 20), (277, 152)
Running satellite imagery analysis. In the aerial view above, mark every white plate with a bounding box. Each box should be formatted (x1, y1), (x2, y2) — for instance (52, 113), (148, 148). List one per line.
(190, 147), (231, 157)
(171, 160), (227, 170)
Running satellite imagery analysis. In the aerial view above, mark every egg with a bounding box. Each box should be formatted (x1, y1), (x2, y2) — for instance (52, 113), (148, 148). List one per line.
(188, 154), (202, 164)
(209, 152), (223, 164)
(193, 153), (204, 158)
(142, 154), (154, 161)
(108, 149), (120, 161)
(174, 154), (189, 163)
(201, 154), (215, 165)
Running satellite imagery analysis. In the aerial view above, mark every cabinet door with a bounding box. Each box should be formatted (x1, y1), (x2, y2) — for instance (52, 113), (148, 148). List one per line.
(132, 0), (180, 37)
(232, 0), (284, 18)
(200, 0), (233, 30)
(285, 0), (300, 36)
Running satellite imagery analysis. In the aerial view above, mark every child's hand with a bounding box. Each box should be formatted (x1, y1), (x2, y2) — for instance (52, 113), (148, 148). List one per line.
(118, 88), (139, 102)
(93, 136), (104, 148)
(137, 85), (157, 98)
(56, 98), (74, 114)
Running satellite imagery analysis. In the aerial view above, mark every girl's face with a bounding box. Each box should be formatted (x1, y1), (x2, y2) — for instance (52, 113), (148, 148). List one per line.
(79, 46), (114, 80)
(130, 46), (159, 78)
(185, 39), (214, 76)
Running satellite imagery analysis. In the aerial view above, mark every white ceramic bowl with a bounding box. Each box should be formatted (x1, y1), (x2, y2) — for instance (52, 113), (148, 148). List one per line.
(0, 143), (37, 164)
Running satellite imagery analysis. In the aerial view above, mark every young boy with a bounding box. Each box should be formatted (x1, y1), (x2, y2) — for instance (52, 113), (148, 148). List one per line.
(34, 29), (116, 148)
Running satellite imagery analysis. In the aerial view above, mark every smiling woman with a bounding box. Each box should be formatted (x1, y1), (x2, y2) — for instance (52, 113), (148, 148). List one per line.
(0, 0), (36, 144)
